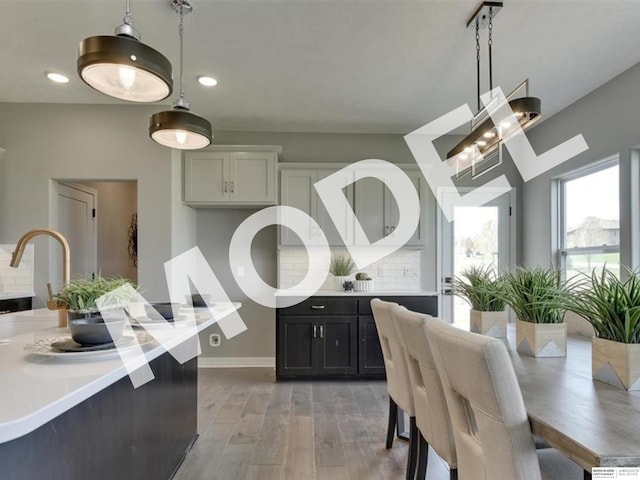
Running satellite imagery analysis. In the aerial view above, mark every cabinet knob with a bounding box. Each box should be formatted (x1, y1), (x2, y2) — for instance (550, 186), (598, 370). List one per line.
(311, 305), (325, 309)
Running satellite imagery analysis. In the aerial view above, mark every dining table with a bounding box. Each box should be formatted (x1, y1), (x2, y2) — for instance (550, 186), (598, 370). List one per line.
(505, 325), (640, 479)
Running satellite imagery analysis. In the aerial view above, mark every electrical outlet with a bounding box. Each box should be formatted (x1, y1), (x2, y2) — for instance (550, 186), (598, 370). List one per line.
(209, 333), (221, 347)
(404, 264), (418, 277)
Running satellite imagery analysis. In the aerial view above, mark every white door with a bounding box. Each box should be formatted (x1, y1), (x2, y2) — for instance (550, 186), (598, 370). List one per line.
(438, 189), (514, 328)
(55, 182), (97, 281)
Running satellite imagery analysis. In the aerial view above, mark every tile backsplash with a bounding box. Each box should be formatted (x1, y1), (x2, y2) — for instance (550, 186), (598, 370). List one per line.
(0, 244), (35, 295)
(278, 247), (421, 291)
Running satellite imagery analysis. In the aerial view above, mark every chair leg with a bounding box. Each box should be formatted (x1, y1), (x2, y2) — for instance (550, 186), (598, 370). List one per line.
(450, 468), (458, 480)
(386, 397), (398, 449)
(416, 432), (429, 480)
(406, 416), (418, 480)
(583, 470), (592, 480)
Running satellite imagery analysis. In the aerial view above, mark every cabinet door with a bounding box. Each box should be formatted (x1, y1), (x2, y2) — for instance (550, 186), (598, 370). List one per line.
(358, 314), (385, 376)
(354, 175), (387, 244)
(184, 152), (229, 203)
(276, 316), (316, 377)
(316, 168), (354, 245)
(317, 316), (357, 376)
(230, 152), (277, 204)
(387, 171), (425, 246)
(279, 169), (317, 245)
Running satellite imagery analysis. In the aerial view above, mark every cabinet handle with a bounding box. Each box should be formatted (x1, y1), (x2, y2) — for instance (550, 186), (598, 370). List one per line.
(230, 181), (235, 193)
(390, 225), (396, 233)
(311, 305), (325, 310)
(384, 225), (389, 235)
(313, 325), (317, 338)
(319, 325), (324, 339)
(0, 310), (10, 315)
(223, 181), (228, 193)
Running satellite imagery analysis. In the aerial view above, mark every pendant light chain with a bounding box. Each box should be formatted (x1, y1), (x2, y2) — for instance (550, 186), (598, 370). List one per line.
(123, 0), (132, 26)
(475, 21), (481, 112)
(488, 7), (494, 96)
(178, 7), (185, 103)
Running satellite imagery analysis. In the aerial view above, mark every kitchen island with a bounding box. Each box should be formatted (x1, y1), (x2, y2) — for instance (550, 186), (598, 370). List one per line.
(0, 304), (239, 480)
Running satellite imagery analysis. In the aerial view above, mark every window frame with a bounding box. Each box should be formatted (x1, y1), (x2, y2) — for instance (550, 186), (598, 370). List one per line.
(553, 156), (620, 277)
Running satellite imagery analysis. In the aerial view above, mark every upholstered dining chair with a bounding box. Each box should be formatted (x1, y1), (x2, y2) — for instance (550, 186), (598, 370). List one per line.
(425, 318), (582, 480)
(370, 298), (417, 480)
(393, 305), (458, 480)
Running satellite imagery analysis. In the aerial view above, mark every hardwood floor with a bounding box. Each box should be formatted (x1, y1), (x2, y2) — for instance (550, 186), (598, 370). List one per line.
(175, 368), (453, 480)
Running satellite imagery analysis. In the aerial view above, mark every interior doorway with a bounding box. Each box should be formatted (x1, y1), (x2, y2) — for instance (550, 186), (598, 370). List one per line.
(52, 180), (138, 284)
(438, 189), (515, 329)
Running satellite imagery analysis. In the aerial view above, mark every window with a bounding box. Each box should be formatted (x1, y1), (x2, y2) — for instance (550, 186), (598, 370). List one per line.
(557, 159), (619, 278)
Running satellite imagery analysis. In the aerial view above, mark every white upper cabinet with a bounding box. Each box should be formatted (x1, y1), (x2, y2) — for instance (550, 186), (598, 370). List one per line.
(184, 146), (279, 206)
(279, 168), (354, 246)
(354, 169), (425, 247)
(279, 164), (424, 247)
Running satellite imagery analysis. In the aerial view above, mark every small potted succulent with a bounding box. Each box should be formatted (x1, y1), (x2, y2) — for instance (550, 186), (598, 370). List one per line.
(330, 254), (355, 291)
(354, 272), (374, 293)
(563, 267), (640, 390)
(452, 265), (507, 338)
(500, 267), (569, 357)
(342, 280), (354, 293)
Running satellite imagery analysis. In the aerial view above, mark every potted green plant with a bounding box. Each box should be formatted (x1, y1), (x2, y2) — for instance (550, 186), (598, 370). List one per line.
(55, 275), (138, 322)
(452, 265), (507, 338)
(500, 267), (568, 357)
(354, 272), (374, 292)
(563, 267), (640, 390)
(330, 254), (355, 291)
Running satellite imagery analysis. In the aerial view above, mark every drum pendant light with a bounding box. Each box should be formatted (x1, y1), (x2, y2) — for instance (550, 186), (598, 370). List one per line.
(149, 0), (212, 150)
(77, 0), (173, 102)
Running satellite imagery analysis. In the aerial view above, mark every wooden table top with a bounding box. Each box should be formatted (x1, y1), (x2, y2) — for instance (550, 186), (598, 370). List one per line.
(505, 326), (640, 469)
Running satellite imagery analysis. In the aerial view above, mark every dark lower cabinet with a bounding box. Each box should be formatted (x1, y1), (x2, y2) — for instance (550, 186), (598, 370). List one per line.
(358, 314), (385, 376)
(277, 315), (357, 378)
(276, 294), (437, 380)
(0, 296), (32, 315)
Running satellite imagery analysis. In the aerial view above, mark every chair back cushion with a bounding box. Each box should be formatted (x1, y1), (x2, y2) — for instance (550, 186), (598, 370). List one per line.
(393, 305), (456, 467)
(426, 318), (540, 480)
(370, 298), (414, 415)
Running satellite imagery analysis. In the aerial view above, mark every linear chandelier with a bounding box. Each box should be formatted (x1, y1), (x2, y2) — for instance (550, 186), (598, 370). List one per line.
(149, 0), (212, 150)
(446, 1), (542, 177)
(77, 0), (173, 102)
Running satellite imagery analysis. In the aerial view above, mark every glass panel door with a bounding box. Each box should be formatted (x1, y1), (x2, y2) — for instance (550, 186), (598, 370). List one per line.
(439, 191), (512, 330)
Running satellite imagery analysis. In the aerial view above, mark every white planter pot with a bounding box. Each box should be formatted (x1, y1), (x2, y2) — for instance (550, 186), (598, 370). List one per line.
(516, 320), (567, 357)
(334, 276), (350, 291)
(469, 310), (508, 338)
(354, 280), (374, 292)
(592, 337), (640, 391)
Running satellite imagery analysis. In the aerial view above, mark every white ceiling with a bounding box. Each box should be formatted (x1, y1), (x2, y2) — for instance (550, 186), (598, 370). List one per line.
(2, 0), (640, 134)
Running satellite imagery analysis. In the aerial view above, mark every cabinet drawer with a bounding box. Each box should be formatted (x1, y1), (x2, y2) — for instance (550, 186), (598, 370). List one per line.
(0, 297), (32, 315)
(358, 296), (437, 316)
(278, 297), (357, 316)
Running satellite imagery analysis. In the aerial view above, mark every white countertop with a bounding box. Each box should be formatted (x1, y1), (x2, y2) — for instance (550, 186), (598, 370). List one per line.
(0, 303), (240, 444)
(276, 289), (439, 297)
(0, 293), (35, 301)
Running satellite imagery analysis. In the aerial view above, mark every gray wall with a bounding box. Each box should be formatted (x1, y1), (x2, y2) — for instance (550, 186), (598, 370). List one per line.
(196, 208), (277, 358)
(0, 103), (178, 305)
(80, 181), (138, 281)
(522, 62), (640, 268)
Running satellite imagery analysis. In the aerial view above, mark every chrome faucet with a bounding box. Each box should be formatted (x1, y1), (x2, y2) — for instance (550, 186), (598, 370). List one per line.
(10, 228), (71, 327)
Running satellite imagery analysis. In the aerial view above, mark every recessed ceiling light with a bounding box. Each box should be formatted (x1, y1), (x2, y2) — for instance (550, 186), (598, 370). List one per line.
(197, 75), (218, 87)
(46, 72), (70, 84)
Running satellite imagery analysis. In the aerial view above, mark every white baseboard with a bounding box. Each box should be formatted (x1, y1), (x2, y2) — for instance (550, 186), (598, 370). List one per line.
(198, 357), (275, 368)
